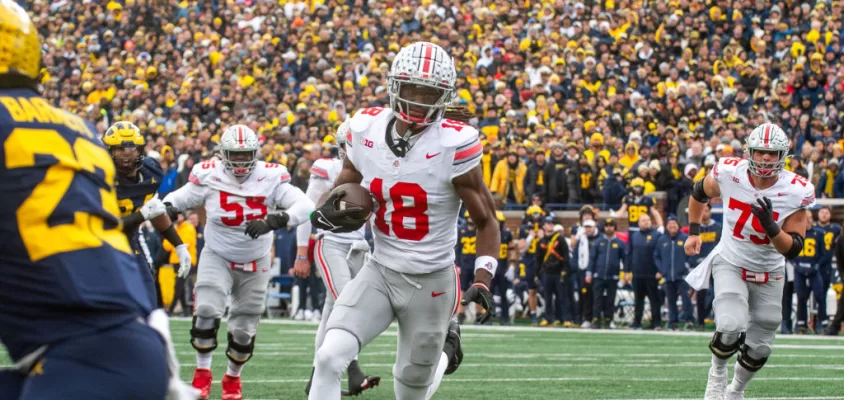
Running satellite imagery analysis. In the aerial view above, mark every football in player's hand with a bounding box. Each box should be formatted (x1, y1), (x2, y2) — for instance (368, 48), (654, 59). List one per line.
(331, 183), (374, 218)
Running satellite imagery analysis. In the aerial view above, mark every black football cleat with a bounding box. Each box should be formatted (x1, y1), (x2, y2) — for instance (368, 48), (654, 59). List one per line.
(444, 318), (463, 375)
(342, 360), (380, 396)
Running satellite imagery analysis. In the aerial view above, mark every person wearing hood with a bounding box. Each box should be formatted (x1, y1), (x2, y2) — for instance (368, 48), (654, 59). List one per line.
(571, 215), (599, 328)
(619, 141), (640, 170)
(491, 150), (527, 206)
(626, 214), (663, 329)
(654, 216), (693, 330)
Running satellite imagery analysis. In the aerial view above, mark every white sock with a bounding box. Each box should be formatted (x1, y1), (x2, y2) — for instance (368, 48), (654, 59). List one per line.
(196, 352), (212, 370)
(425, 353), (449, 400)
(310, 329), (358, 400)
(227, 360), (244, 377)
(711, 354), (728, 369)
(730, 361), (755, 392)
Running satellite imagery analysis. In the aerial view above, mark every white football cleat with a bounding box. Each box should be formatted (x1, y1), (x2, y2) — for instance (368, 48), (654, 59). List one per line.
(293, 310), (305, 321)
(304, 309), (314, 320)
(724, 384), (745, 400)
(311, 309), (322, 322)
(704, 365), (728, 400)
(580, 321), (592, 329)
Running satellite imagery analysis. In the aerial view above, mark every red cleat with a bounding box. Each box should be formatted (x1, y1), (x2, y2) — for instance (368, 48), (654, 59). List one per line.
(221, 374), (243, 400)
(192, 368), (213, 400)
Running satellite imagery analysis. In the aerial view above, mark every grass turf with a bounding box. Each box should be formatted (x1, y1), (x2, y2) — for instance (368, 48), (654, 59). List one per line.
(162, 318), (844, 400)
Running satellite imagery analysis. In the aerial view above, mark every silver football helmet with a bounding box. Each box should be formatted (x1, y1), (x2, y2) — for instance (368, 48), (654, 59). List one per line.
(745, 123), (789, 177)
(219, 125), (259, 178)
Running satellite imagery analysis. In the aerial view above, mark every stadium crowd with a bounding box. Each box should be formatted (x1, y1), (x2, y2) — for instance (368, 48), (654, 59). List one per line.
(23, 0), (844, 332)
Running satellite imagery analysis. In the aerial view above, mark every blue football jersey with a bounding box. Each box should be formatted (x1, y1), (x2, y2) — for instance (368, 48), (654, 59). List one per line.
(0, 89), (152, 362)
(499, 227), (513, 263)
(794, 227), (826, 271)
(116, 157), (163, 246)
(815, 222), (841, 265)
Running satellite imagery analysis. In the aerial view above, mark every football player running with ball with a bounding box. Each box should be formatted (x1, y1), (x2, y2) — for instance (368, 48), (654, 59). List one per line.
(163, 125), (314, 400)
(685, 123), (815, 400)
(308, 42), (500, 400)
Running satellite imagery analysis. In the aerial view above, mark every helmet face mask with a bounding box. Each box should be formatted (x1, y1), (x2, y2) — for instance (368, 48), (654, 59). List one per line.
(745, 123), (789, 178)
(219, 125), (259, 178)
(388, 81), (452, 126)
(103, 121), (145, 176)
(387, 42), (456, 127)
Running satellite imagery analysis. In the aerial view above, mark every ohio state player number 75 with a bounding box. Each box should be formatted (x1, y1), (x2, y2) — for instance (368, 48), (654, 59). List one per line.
(728, 198), (780, 245)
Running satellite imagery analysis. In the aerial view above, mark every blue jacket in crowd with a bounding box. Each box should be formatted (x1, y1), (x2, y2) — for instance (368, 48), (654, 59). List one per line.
(626, 228), (661, 279)
(654, 231), (689, 282)
(588, 233), (627, 280)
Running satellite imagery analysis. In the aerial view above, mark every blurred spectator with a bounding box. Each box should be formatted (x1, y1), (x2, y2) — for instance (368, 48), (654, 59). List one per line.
(586, 219), (627, 329)
(690, 205), (721, 331)
(626, 214), (662, 330)
(538, 216), (571, 326)
(491, 151), (527, 207)
(654, 216), (693, 330)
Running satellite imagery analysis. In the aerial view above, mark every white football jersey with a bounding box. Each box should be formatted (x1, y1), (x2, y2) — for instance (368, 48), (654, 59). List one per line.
(712, 157), (816, 272)
(304, 157), (366, 243)
(163, 159), (311, 264)
(346, 107), (482, 274)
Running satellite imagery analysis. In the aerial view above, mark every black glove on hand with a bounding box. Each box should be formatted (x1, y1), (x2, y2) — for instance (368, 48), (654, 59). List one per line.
(244, 213), (289, 239)
(461, 282), (495, 324)
(751, 196), (781, 238)
(163, 202), (180, 221)
(310, 190), (367, 233)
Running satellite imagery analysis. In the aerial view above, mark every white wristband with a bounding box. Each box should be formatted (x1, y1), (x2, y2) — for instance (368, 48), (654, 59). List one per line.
(474, 255), (498, 276)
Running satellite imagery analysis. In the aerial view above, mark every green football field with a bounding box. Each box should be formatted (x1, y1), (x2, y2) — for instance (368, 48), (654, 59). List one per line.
(158, 318), (844, 400)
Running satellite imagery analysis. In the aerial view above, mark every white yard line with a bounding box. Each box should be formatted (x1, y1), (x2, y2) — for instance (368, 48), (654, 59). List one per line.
(601, 397), (844, 400)
(176, 362), (844, 370)
(182, 376), (844, 383)
(169, 317), (844, 341)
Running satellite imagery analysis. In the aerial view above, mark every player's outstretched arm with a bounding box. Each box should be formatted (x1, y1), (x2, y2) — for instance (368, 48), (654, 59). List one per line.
(686, 174), (720, 255)
(454, 165), (500, 324)
(162, 182), (207, 215)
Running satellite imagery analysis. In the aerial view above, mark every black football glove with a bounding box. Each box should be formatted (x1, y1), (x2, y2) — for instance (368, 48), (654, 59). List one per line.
(244, 213), (289, 239)
(163, 202), (180, 221)
(310, 189), (368, 233)
(751, 196), (781, 238)
(461, 282), (495, 324)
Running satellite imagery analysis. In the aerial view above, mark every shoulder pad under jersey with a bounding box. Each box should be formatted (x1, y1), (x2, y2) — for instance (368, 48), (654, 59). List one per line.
(310, 158), (334, 180)
(349, 106), (390, 138)
(438, 120), (480, 148)
(188, 159), (219, 186)
(255, 161), (292, 184)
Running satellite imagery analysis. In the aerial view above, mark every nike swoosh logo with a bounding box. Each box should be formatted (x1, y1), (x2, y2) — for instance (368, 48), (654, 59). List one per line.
(258, 177), (266, 182)
(775, 276), (784, 280)
(426, 152), (441, 159)
(431, 291), (446, 298)
(317, 216), (335, 229)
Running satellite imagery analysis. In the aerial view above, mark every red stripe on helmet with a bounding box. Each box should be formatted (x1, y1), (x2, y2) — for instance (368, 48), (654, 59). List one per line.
(763, 124), (771, 147)
(422, 44), (433, 75)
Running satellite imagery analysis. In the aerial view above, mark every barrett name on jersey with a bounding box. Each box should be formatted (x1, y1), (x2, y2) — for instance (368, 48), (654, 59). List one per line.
(712, 157), (816, 272)
(346, 106), (483, 274)
(163, 158), (312, 263)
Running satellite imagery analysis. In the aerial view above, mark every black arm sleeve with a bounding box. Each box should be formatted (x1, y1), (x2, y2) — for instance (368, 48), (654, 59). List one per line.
(692, 179), (710, 204)
(121, 212), (145, 236)
(784, 232), (804, 260)
(160, 224), (184, 247)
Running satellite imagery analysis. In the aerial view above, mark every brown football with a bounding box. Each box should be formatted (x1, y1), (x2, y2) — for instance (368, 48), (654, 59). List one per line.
(333, 183), (374, 218)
